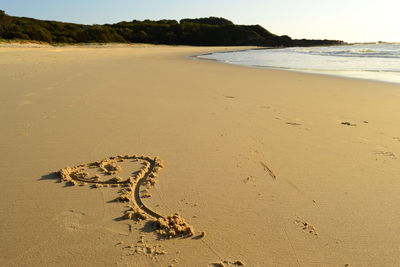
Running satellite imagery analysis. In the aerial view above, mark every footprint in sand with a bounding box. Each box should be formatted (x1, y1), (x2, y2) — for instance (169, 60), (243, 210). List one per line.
(211, 260), (245, 267)
(295, 219), (318, 236)
(341, 121), (357, 126)
(224, 95), (235, 99)
(286, 122), (302, 126)
(57, 155), (196, 239)
(46, 82), (59, 91)
(59, 210), (86, 231)
(43, 113), (56, 120)
(243, 175), (256, 184)
(17, 100), (31, 106)
(374, 151), (397, 159)
(24, 92), (37, 97)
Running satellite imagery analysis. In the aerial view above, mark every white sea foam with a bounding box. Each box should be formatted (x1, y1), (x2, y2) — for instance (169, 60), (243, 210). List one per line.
(197, 43), (400, 84)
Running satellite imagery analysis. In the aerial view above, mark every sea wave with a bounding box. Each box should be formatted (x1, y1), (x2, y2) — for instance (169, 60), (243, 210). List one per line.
(291, 44), (400, 59)
(197, 43), (400, 83)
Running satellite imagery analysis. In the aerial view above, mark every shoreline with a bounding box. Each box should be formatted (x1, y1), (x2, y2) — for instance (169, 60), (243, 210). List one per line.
(195, 54), (400, 86)
(194, 46), (400, 86)
(1, 44), (400, 266)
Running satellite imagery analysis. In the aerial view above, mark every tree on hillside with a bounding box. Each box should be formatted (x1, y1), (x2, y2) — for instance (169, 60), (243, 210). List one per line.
(180, 17), (233, 26)
(0, 12), (345, 46)
(0, 10), (12, 36)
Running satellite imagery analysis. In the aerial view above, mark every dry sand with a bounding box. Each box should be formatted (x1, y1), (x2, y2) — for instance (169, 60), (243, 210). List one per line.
(1, 43), (400, 266)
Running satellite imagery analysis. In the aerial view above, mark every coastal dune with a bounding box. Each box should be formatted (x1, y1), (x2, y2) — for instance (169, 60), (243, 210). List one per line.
(1, 44), (400, 266)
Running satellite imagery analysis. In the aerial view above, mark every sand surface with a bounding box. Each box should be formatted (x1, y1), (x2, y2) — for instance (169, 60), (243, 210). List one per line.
(1, 43), (400, 266)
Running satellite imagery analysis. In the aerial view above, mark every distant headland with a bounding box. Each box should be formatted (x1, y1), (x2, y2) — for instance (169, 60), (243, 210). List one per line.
(0, 10), (345, 47)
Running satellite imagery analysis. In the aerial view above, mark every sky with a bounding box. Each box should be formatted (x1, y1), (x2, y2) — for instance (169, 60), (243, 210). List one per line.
(1, 0), (399, 43)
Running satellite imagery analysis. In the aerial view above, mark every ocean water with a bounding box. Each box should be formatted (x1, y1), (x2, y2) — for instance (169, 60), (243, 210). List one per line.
(197, 43), (400, 84)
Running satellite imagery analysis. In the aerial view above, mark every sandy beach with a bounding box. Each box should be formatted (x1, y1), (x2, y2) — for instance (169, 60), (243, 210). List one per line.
(1, 44), (400, 266)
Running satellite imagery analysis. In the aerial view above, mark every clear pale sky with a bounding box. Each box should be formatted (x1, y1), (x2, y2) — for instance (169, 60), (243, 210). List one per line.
(1, 0), (399, 43)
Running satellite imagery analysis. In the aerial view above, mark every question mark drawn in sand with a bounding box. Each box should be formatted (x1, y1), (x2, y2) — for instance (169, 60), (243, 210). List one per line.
(58, 154), (195, 238)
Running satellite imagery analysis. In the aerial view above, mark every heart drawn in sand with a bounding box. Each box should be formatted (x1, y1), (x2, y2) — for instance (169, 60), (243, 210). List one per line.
(58, 154), (195, 238)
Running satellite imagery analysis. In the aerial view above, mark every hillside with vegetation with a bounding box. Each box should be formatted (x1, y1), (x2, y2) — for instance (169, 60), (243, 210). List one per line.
(0, 11), (345, 47)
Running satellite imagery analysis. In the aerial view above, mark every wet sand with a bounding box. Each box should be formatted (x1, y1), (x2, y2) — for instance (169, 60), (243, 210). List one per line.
(1, 44), (400, 266)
